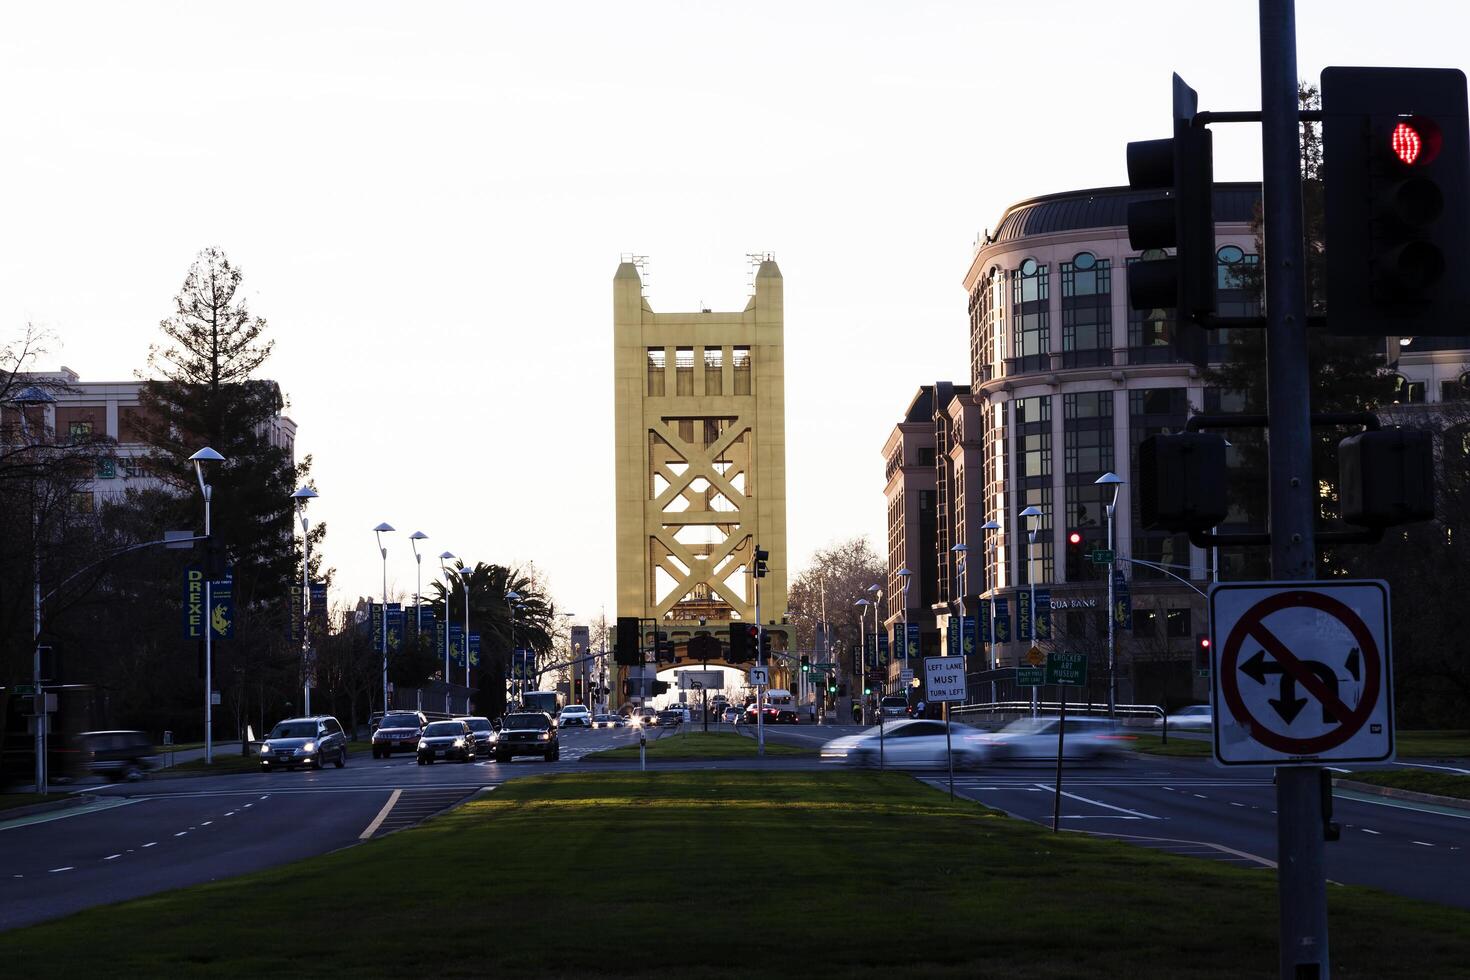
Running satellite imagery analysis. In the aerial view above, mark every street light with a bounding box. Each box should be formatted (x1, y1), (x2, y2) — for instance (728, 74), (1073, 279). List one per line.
(15, 387), (54, 791)
(373, 522), (395, 714)
(896, 567), (912, 676)
(458, 562), (473, 698)
(980, 519), (1001, 705)
(1019, 505), (1043, 719)
(950, 543), (968, 679)
(438, 551), (455, 712)
(1094, 471), (1125, 719)
(409, 531), (428, 638)
(290, 486), (318, 716)
(506, 589), (522, 706)
(854, 598), (872, 725)
(190, 447), (226, 764)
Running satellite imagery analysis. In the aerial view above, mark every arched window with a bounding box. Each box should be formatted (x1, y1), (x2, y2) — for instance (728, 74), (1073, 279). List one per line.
(1061, 252), (1110, 367)
(1009, 259), (1049, 374)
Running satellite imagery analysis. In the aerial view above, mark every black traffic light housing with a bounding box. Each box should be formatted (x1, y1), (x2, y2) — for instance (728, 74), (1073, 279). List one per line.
(753, 546), (769, 579)
(1127, 74), (1217, 368)
(1338, 428), (1435, 526)
(1064, 530), (1088, 582)
(651, 680), (670, 697)
(614, 616), (641, 666)
(800, 654), (810, 673)
(1195, 633), (1212, 672)
(728, 623), (757, 662)
(1138, 432), (1229, 532)
(654, 631), (674, 664)
(758, 630), (772, 663)
(1322, 67), (1470, 336)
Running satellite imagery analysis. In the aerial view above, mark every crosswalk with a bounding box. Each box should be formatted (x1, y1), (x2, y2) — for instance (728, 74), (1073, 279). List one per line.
(362, 786), (487, 839)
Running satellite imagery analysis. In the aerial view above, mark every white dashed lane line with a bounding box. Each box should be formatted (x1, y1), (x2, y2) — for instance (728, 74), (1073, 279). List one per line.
(1413, 841), (1434, 847)
(48, 867), (73, 873)
(1363, 828), (1381, 835)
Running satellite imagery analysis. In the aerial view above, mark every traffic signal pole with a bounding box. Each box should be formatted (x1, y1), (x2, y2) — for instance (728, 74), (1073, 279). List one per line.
(1258, 2), (1329, 976)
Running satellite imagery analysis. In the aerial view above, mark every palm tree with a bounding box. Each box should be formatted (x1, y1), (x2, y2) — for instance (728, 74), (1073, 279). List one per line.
(429, 562), (554, 717)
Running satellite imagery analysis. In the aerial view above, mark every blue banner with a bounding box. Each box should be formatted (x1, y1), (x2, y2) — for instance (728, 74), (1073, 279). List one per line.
(210, 570), (234, 640)
(468, 632), (481, 667)
(185, 566), (206, 640)
(993, 597), (1011, 644)
(449, 624), (465, 667)
(309, 581), (327, 618)
(1114, 569), (1133, 631)
(371, 603), (383, 650)
(978, 600), (991, 643)
(877, 632), (889, 667)
(1035, 590), (1052, 640)
(386, 607), (404, 653)
(419, 609), (436, 646)
(1018, 593), (1032, 641)
(905, 622), (921, 659)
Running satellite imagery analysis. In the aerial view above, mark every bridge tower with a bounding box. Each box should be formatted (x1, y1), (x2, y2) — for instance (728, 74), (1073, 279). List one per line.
(613, 257), (790, 696)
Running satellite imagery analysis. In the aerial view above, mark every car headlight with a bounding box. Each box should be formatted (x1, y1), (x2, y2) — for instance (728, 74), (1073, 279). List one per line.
(538, 732), (550, 740)
(454, 738), (465, 747)
(303, 741), (315, 754)
(259, 743), (270, 755)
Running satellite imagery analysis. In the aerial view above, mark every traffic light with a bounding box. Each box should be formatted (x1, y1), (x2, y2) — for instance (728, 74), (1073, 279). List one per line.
(800, 654), (810, 673)
(614, 616), (641, 666)
(863, 681), (872, 696)
(1065, 530), (1088, 582)
(828, 679), (837, 694)
(1138, 432), (1228, 532)
(1322, 67), (1470, 336)
(728, 622), (757, 662)
(1126, 74), (1216, 366)
(651, 680), (670, 697)
(1338, 429), (1435, 526)
(753, 546), (770, 579)
(758, 630), (772, 663)
(655, 631), (674, 663)
(1195, 633), (1212, 673)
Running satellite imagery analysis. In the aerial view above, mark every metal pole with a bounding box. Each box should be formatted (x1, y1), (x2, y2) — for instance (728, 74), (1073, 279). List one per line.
(1029, 529), (1038, 719)
(1052, 694), (1067, 832)
(1107, 503), (1116, 719)
(1259, 1), (1328, 975)
(204, 486), (213, 765)
(463, 573), (471, 694)
(33, 514), (44, 795)
(380, 552), (388, 714)
(302, 513), (311, 717)
(756, 575), (765, 757)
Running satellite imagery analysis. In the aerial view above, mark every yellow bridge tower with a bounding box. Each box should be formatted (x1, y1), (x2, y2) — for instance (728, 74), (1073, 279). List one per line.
(613, 257), (791, 689)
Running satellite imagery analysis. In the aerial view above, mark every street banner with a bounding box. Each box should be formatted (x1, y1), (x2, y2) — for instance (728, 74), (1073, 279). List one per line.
(185, 566), (206, 639)
(310, 582), (327, 621)
(434, 619), (445, 656)
(864, 632), (875, 668)
(420, 609), (436, 647)
(468, 632), (481, 668)
(994, 597), (1012, 644)
(449, 624), (464, 667)
(1018, 594), (1032, 641)
(1114, 569), (1133, 630)
(1035, 590), (1053, 640)
(877, 631), (889, 667)
(386, 607), (404, 653)
(210, 571), (234, 640)
(961, 617), (977, 655)
(948, 621), (959, 656)
(906, 622), (921, 659)
(289, 586), (303, 642)
(371, 603), (383, 650)
(977, 599), (991, 643)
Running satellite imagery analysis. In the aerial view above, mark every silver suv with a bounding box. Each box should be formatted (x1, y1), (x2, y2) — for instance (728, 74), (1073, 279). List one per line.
(260, 716), (348, 771)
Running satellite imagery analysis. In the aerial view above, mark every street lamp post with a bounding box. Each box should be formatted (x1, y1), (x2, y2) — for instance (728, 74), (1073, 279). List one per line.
(980, 519), (1001, 706)
(854, 598), (871, 725)
(459, 563), (473, 697)
(950, 543), (967, 682)
(373, 523), (395, 714)
(291, 487), (318, 716)
(438, 551), (455, 713)
(190, 447), (226, 764)
(16, 387), (54, 792)
(1020, 505), (1043, 719)
(1094, 472), (1125, 719)
(896, 567), (912, 686)
(506, 589), (522, 707)
(409, 530), (428, 638)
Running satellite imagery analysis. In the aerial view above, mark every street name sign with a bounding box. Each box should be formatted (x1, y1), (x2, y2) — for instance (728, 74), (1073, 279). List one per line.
(748, 666), (770, 686)
(923, 656), (967, 702)
(1089, 549), (1115, 564)
(1045, 651), (1088, 686)
(1209, 581), (1394, 766)
(1015, 666), (1045, 687)
(899, 668), (915, 686)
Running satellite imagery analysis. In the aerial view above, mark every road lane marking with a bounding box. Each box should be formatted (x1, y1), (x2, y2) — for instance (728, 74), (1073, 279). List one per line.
(1230, 802), (1246, 807)
(103, 854), (121, 861)
(1033, 784), (1160, 819)
(201, 821), (213, 826)
(142, 842), (156, 848)
(1399, 762), (1470, 775)
(1362, 828), (1381, 835)
(1413, 841), (1434, 847)
(1193, 794), (1208, 800)
(360, 789), (401, 840)
(0, 796), (139, 832)
(174, 831), (187, 837)
(49, 867), (73, 873)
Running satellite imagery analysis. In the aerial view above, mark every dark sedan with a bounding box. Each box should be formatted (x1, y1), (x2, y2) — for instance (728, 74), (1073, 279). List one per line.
(458, 716), (497, 753)
(417, 720), (477, 764)
(493, 712), (560, 763)
(371, 710), (427, 758)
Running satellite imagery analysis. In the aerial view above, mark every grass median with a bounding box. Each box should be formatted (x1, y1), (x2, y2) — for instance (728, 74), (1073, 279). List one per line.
(584, 730), (810, 760)
(1128, 733), (1213, 757)
(0, 793), (53, 813)
(3, 770), (1468, 978)
(1397, 730), (1470, 758)
(1344, 769), (1470, 801)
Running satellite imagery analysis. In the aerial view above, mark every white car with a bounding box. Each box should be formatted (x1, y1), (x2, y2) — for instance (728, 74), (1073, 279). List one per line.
(820, 719), (988, 769)
(557, 705), (592, 728)
(1157, 704), (1213, 731)
(979, 716), (1131, 762)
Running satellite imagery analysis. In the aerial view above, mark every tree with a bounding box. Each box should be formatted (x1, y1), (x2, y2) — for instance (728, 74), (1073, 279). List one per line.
(429, 562), (555, 717)
(786, 537), (886, 677)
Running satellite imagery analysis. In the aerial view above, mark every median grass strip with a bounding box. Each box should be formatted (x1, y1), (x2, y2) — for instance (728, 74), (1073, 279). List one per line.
(2, 771), (1467, 979)
(0, 793), (54, 813)
(1397, 730), (1470, 758)
(584, 730), (809, 760)
(1345, 768), (1470, 801)
(1128, 733), (1213, 757)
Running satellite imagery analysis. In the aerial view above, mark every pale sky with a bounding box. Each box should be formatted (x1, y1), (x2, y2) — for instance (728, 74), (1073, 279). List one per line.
(2, 1), (1465, 629)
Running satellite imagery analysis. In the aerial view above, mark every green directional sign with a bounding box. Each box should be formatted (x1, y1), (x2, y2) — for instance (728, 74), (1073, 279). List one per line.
(1045, 651), (1088, 686)
(1015, 666), (1045, 687)
(1089, 549), (1115, 564)
(13, 684), (37, 696)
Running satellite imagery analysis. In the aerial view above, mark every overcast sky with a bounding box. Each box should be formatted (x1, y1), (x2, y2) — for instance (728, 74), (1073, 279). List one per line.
(2, 1), (1465, 629)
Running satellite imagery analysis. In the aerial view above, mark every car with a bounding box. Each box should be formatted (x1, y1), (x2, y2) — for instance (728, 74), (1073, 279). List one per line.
(558, 704), (592, 728)
(493, 711), (560, 762)
(457, 716), (497, 753)
(417, 719), (478, 764)
(635, 707), (658, 727)
(71, 730), (155, 782)
(743, 703), (789, 725)
(776, 708), (800, 725)
(1157, 704), (1213, 731)
(879, 695), (909, 719)
(722, 706), (743, 724)
(657, 709), (683, 727)
(821, 720), (988, 769)
(980, 716), (1133, 763)
(260, 715), (348, 771)
(592, 714), (626, 729)
(371, 710), (427, 758)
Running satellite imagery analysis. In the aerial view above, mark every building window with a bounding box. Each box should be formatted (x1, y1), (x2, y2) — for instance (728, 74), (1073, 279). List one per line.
(971, 266), (1005, 387)
(1133, 609), (1159, 636)
(68, 420), (93, 443)
(732, 346), (752, 395)
(1165, 607), (1192, 638)
(96, 458), (116, 480)
(704, 348), (723, 395)
(1060, 253), (1111, 369)
(1009, 259), (1049, 375)
(918, 447), (936, 467)
(646, 348), (666, 396)
(1392, 374), (1426, 405)
(675, 347), (694, 396)
(1012, 395), (1052, 584)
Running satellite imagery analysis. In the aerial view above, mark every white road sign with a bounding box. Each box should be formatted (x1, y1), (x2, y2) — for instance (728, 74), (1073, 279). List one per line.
(923, 656), (967, 703)
(748, 666), (769, 686)
(1209, 580), (1394, 766)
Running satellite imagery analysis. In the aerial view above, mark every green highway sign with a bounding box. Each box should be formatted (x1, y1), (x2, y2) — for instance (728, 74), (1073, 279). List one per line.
(1015, 666), (1045, 687)
(1045, 651), (1088, 686)
(13, 684), (37, 696)
(1089, 549), (1115, 564)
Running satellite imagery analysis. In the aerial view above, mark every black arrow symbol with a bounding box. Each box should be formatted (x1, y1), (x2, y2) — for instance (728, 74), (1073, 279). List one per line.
(1239, 648), (1343, 724)
(1345, 647), (1361, 682)
(1240, 649), (1282, 685)
(1269, 693), (1308, 724)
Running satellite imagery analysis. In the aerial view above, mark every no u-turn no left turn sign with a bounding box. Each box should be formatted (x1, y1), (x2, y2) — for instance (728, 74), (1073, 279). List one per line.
(1209, 581), (1394, 766)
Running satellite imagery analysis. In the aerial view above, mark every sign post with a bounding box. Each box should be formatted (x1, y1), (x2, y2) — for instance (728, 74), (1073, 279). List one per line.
(1044, 651), (1088, 831)
(924, 655), (968, 799)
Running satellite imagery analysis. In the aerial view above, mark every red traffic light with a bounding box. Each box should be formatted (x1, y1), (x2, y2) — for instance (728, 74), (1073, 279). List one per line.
(1390, 117), (1442, 167)
(1067, 531), (1083, 545)
(1199, 637), (1211, 649)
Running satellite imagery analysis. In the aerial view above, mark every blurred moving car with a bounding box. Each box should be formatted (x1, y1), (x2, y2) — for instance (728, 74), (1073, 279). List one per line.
(371, 710), (427, 758)
(744, 703), (794, 725)
(73, 730), (155, 782)
(981, 716), (1132, 762)
(458, 716), (497, 753)
(558, 704), (592, 728)
(821, 720), (987, 769)
(657, 709), (683, 727)
(417, 719), (478, 764)
(494, 712), (560, 762)
(636, 707), (658, 727)
(1157, 704), (1213, 731)
(592, 714), (627, 729)
(722, 706), (744, 724)
(260, 716), (348, 771)
(879, 695), (909, 719)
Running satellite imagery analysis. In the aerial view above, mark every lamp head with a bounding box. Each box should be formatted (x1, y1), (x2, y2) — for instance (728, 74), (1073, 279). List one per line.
(410, 530), (428, 541)
(13, 386), (55, 407)
(189, 447), (225, 464)
(373, 522), (395, 533)
(291, 486), (318, 502)
(438, 550), (455, 561)
(506, 589), (522, 601)
(981, 519), (1001, 531)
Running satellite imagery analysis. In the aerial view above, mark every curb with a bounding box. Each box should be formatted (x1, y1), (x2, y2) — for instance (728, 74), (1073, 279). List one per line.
(0, 794), (90, 821)
(1332, 777), (1470, 811)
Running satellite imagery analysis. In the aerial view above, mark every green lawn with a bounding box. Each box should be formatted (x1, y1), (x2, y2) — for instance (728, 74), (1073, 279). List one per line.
(1129, 733), (1213, 757)
(1396, 730), (1470, 758)
(1344, 769), (1470, 801)
(585, 730), (810, 760)
(1, 771), (1467, 978)
(0, 793), (56, 813)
